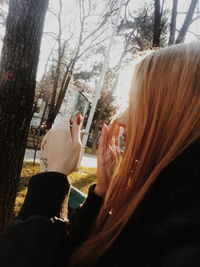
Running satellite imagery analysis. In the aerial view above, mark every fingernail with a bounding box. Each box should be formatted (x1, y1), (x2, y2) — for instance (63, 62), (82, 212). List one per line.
(70, 119), (73, 128)
(76, 114), (82, 126)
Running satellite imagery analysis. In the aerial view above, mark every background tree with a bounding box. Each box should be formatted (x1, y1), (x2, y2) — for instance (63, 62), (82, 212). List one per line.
(27, 125), (44, 166)
(176, 0), (199, 43)
(153, 0), (165, 46)
(89, 74), (117, 152)
(35, 0), (200, 135)
(0, 0), (8, 40)
(118, 2), (168, 52)
(75, 61), (118, 152)
(42, 0), (115, 129)
(168, 0), (178, 45)
(0, 0), (49, 229)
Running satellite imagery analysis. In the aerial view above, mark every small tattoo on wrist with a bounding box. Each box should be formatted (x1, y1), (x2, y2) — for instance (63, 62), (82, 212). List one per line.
(41, 157), (48, 171)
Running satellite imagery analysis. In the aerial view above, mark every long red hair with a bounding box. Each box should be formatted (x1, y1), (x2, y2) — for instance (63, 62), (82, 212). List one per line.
(70, 42), (200, 266)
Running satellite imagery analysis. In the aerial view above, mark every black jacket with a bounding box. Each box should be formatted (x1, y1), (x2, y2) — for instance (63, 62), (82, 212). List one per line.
(96, 139), (200, 267)
(0, 173), (103, 267)
(0, 140), (200, 267)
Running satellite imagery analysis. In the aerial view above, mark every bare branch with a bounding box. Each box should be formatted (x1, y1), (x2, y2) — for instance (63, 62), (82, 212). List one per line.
(86, 0), (92, 18)
(42, 45), (56, 82)
(168, 0), (178, 45)
(48, 8), (59, 20)
(160, 0), (165, 18)
(78, 0), (85, 46)
(187, 30), (200, 38)
(44, 32), (58, 40)
(77, 35), (110, 61)
(80, 16), (108, 46)
(176, 0), (198, 44)
(191, 15), (200, 24)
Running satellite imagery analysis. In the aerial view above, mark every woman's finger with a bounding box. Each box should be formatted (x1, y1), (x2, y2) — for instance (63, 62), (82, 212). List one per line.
(51, 117), (73, 145)
(99, 124), (108, 155)
(107, 121), (119, 146)
(106, 122), (115, 143)
(98, 126), (104, 156)
(57, 117), (71, 131)
(71, 114), (81, 143)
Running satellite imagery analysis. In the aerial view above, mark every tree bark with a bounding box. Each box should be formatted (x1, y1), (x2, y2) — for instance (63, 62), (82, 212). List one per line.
(40, 101), (48, 125)
(0, 0), (49, 229)
(91, 107), (104, 152)
(153, 0), (162, 47)
(91, 129), (100, 152)
(168, 0), (178, 45)
(176, 0), (198, 44)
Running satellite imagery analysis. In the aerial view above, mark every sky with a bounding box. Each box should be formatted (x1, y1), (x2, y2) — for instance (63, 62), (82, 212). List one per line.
(0, 0), (200, 110)
(37, 0), (200, 110)
(117, 0), (200, 108)
(113, 0), (200, 108)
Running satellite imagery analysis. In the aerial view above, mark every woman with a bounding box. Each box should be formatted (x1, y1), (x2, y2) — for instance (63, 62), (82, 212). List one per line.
(0, 42), (200, 267)
(69, 41), (200, 266)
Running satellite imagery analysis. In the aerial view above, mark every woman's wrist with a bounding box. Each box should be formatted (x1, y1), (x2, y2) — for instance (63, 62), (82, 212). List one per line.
(47, 165), (68, 176)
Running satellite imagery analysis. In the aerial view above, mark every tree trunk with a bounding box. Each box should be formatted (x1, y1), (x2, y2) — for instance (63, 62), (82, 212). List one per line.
(91, 122), (101, 153)
(0, 0), (49, 229)
(153, 0), (162, 47)
(168, 0), (178, 45)
(40, 101), (48, 125)
(175, 0), (198, 44)
(46, 65), (74, 129)
(91, 103), (105, 152)
(92, 130), (99, 152)
(32, 133), (41, 166)
(51, 71), (73, 122)
(46, 44), (79, 130)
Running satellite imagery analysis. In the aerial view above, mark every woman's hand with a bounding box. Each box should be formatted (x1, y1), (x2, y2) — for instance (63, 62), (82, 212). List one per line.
(40, 116), (82, 176)
(95, 121), (121, 197)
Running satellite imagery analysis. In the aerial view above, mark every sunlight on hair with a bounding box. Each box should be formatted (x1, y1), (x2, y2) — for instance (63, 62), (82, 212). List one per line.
(116, 49), (155, 112)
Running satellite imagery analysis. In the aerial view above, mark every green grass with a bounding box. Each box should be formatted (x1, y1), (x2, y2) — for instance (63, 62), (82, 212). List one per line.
(69, 167), (97, 193)
(15, 162), (97, 215)
(84, 146), (97, 155)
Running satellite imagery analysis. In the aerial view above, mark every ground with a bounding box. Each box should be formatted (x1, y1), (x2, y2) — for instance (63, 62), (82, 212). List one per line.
(15, 161), (97, 215)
